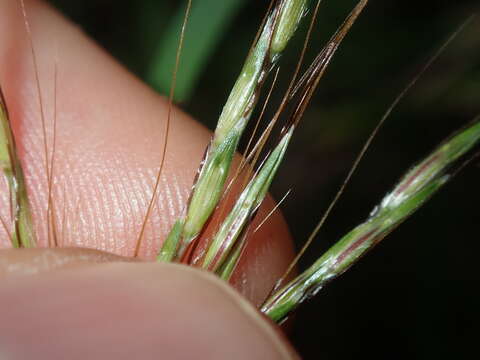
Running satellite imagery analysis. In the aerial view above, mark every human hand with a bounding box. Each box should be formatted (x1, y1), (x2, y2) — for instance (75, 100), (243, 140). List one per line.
(0, 1), (297, 358)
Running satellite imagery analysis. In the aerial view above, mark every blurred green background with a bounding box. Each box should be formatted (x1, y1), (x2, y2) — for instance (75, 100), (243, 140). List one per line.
(48, 1), (480, 359)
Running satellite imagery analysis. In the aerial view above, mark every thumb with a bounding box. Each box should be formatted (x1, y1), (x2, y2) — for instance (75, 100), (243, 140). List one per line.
(0, 262), (298, 359)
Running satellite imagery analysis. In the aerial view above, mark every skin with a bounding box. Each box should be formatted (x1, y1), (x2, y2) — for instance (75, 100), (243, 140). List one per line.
(0, 0), (298, 358)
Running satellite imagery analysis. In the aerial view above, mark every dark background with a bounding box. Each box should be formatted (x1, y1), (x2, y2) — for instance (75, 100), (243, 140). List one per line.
(48, 1), (480, 359)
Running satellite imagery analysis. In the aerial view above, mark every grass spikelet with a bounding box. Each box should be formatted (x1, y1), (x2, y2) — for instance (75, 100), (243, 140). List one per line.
(197, 0), (368, 278)
(261, 118), (480, 323)
(160, 0), (312, 261)
(0, 87), (35, 248)
(274, 13), (477, 289)
(201, 127), (294, 274)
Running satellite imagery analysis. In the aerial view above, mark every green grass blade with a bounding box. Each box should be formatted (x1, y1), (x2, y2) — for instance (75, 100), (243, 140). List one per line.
(262, 118), (480, 323)
(147, 0), (246, 102)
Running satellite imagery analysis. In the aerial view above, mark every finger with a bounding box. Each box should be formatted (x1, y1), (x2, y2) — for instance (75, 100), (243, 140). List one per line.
(0, 262), (298, 359)
(0, 0), (294, 304)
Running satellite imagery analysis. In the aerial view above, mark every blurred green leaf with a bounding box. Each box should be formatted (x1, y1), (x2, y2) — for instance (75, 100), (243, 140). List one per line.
(147, 0), (246, 102)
